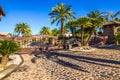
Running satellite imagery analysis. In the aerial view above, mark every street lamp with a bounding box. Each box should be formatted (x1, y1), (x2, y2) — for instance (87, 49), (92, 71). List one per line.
(0, 6), (6, 20)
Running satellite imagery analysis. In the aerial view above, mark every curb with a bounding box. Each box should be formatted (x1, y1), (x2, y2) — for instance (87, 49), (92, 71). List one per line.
(0, 54), (24, 80)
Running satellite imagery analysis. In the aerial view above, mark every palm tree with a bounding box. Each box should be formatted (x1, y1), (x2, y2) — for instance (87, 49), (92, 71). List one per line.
(51, 28), (60, 36)
(49, 3), (76, 36)
(14, 22), (32, 46)
(104, 11), (120, 21)
(66, 20), (77, 37)
(39, 26), (51, 35)
(76, 17), (92, 46)
(0, 40), (21, 68)
(87, 10), (104, 45)
(14, 22), (32, 37)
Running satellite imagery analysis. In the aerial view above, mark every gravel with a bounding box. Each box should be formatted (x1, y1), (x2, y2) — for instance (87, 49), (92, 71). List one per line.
(4, 48), (120, 80)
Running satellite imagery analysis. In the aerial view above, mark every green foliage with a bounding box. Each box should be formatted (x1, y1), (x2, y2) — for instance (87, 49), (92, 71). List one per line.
(51, 28), (60, 36)
(114, 32), (120, 44)
(66, 20), (77, 27)
(40, 26), (52, 35)
(97, 31), (103, 35)
(115, 18), (120, 21)
(49, 3), (76, 25)
(117, 28), (120, 32)
(0, 40), (21, 56)
(76, 17), (92, 27)
(87, 10), (104, 27)
(49, 3), (76, 35)
(103, 11), (120, 21)
(14, 22), (32, 37)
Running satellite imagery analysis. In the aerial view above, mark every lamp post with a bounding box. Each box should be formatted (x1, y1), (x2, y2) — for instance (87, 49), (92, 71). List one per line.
(0, 6), (6, 20)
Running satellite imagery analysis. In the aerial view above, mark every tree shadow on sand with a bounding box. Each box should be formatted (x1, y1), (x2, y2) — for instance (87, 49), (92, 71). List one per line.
(92, 45), (120, 50)
(52, 58), (89, 72)
(34, 51), (120, 72)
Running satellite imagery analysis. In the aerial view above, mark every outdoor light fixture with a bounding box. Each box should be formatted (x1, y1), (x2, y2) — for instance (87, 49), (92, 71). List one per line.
(0, 6), (6, 20)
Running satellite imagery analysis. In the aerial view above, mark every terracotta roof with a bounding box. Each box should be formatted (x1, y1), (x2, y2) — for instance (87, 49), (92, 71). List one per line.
(0, 6), (5, 16)
(0, 37), (12, 40)
(0, 36), (32, 41)
(0, 35), (58, 41)
(103, 21), (120, 27)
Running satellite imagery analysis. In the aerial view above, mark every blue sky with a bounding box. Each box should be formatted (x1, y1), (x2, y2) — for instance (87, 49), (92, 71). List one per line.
(0, 0), (120, 34)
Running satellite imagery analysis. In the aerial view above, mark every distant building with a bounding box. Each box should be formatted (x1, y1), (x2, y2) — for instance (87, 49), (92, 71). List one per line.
(0, 32), (11, 37)
(64, 32), (72, 37)
(103, 21), (120, 44)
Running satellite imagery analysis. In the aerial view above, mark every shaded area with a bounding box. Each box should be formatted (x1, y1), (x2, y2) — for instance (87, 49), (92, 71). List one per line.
(34, 51), (120, 71)
(92, 45), (120, 50)
(29, 41), (42, 46)
(52, 58), (89, 72)
(45, 52), (120, 65)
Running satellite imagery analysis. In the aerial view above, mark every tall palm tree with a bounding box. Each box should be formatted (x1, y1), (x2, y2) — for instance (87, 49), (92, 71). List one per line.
(39, 26), (51, 35)
(49, 3), (76, 36)
(14, 22), (32, 37)
(0, 40), (21, 68)
(14, 22), (32, 46)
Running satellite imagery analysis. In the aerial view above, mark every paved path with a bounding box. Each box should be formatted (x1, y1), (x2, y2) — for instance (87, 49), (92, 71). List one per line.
(0, 54), (23, 80)
(0, 64), (18, 80)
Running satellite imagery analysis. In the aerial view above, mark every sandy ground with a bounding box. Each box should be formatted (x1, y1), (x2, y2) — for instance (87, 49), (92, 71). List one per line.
(4, 46), (120, 80)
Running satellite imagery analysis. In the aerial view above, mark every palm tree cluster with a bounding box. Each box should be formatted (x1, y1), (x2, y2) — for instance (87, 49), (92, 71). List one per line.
(49, 3), (120, 46)
(11, 3), (120, 47)
(1, 3), (120, 68)
(39, 26), (60, 36)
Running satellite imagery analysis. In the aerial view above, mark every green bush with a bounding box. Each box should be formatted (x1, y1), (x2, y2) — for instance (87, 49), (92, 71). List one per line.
(114, 32), (120, 44)
(0, 40), (21, 68)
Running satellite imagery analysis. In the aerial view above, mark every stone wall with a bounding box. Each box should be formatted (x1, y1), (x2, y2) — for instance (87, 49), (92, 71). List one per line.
(103, 25), (115, 44)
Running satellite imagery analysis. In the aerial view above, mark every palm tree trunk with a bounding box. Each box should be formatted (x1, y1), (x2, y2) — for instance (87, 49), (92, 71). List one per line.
(85, 26), (95, 46)
(21, 33), (24, 46)
(73, 28), (76, 37)
(79, 28), (81, 37)
(81, 26), (84, 46)
(61, 19), (64, 36)
(61, 18), (65, 49)
(0, 54), (9, 68)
